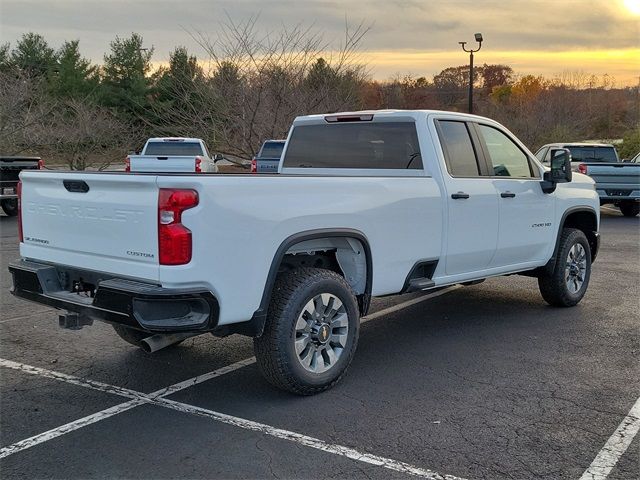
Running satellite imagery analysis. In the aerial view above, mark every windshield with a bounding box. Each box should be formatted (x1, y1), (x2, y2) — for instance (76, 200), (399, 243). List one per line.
(567, 146), (618, 163)
(144, 142), (204, 156)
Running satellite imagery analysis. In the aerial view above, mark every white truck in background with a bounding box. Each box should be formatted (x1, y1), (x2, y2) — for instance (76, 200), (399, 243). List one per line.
(126, 137), (220, 173)
(11, 110), (600, 395)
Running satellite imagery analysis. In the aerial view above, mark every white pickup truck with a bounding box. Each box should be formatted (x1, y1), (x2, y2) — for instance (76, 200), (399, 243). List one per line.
(126, 137), (219, 173)
(10, 110), (600, 395)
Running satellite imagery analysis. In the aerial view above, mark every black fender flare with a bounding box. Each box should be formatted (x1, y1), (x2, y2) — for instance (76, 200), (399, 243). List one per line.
(544, 206), (599, 274)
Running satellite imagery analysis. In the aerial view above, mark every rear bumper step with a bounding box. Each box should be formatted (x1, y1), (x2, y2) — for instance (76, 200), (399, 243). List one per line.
(9, 259), (219, 333)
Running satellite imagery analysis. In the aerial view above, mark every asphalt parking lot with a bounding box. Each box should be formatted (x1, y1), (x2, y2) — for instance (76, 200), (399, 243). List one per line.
(0, 207), (638, 480)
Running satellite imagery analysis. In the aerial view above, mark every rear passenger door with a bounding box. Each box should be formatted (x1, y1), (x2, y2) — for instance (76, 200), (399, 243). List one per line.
(435, 120), (499, 276)
(473, 123), (554, 267)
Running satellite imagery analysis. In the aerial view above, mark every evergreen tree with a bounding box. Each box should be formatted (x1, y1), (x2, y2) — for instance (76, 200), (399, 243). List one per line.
(50, 40), (98, 99)
(100, 33), (153, 116)
(11, 33), (57, 77)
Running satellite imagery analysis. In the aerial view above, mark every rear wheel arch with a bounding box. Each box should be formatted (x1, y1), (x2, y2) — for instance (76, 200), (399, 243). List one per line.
(249, 229), (373, 337)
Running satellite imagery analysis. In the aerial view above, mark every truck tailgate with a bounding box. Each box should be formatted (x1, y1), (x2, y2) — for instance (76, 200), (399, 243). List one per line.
(20, 171), (160, 281)
(129, 155), (196, 173)
(585, 163), (640, 186)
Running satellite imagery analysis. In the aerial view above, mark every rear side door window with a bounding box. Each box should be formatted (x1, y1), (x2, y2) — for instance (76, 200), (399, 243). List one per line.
(436, 120), (482, 177)
(476, 125), (534, 177)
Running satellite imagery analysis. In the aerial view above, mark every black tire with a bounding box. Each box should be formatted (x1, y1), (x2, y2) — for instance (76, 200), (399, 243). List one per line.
(253, 268), (360, 395)
(619, 201), (639, 217)
(538, 228), (591, 307)
(1, 198), (18, 217)
(112, 324), (148, 348)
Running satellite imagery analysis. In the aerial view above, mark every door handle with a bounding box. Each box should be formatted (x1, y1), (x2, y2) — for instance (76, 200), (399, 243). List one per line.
(500, 191), (516, 198)
(451, 192), (470, 199)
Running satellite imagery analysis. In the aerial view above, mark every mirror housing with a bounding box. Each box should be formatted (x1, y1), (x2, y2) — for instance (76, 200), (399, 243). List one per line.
(541, 148), (572, 193)
(213, 153), (224, 163)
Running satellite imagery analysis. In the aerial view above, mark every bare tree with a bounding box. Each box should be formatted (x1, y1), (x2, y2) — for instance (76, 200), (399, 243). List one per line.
(180, 16), (370, 159)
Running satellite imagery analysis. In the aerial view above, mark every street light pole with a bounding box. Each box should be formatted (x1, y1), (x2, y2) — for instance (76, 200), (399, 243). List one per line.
(459, 33), (483, 114)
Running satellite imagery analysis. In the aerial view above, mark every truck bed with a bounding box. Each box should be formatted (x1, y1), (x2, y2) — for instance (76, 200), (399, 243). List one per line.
(19, 170), (443, 325)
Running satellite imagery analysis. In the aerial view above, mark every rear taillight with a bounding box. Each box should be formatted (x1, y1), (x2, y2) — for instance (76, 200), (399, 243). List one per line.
(17, 181), (23, 242)
(37, 159), (45, 169)
(578, 163), (587, 174)
(251, 158), (257, 173)
(195, 156), (202, 173)
(158, 189), (198, 265)
(125, 156), (131, 172)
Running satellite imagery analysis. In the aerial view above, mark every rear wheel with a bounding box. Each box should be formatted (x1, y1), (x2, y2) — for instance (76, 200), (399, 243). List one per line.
(619, 201), (639, 217)
(254, 268), (360, 395)
(1, 199), (18, 217)
(538, 228), (591, 307)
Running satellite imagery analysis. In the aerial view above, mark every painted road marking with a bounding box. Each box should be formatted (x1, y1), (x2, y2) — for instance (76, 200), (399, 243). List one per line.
(0, 287), (460, 463)
(579, 396), (640, 480)
(0, 356), (255, 459)
(0, 358), (465, 479)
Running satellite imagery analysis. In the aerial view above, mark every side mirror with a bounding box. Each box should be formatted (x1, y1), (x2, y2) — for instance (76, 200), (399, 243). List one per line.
(541, 148), (572, 193)
(213, 154), (224, 163)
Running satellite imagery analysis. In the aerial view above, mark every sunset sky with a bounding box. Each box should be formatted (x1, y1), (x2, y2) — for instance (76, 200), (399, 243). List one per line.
(1, 0), (639, 85)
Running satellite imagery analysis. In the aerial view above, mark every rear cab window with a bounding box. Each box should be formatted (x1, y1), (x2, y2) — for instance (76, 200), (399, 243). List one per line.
(282, 121), (423, 171)
(258, 142), (285, 159)
(144, 141), (204, 156)
(566, 146), (618, 163)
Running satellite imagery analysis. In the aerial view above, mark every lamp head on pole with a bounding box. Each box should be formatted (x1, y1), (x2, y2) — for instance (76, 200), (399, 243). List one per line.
(474, 33), (483, 43)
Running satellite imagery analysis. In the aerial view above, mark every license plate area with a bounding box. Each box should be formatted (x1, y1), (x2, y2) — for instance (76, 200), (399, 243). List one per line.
(606, 189), (630, 197)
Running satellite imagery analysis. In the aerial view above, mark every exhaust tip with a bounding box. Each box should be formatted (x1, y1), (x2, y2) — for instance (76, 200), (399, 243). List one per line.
(140, 332), (198, 353)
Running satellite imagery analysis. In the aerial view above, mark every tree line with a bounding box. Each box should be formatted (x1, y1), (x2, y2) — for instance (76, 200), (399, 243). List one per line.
(1, 24), (638, 170)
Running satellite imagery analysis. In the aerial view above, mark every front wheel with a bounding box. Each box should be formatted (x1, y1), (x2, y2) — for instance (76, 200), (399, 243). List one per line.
(1, 199), (18, 217)
(254, 268), (360, 395)
(619, 201), (639, 217)
(538, 228), (591, 307)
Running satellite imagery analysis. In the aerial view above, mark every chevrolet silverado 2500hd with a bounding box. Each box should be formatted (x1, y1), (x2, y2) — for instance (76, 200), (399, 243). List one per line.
(10, 110), (600, 395)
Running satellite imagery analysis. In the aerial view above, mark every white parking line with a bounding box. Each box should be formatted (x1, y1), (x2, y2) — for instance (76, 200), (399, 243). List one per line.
(0, 357), (255, 459)
(0, 287), (460, 463)
(0, 399), (146, 459)
(579, 396), (640, 480)
(0, 358), (465, 479)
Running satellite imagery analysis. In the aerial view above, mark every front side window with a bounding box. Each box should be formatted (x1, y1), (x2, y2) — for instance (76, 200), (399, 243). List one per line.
(478, 125), (533, 177)
(436, 120), (481, 177)
(282, 122), (422, 169)
(535, 146), (549, 162)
